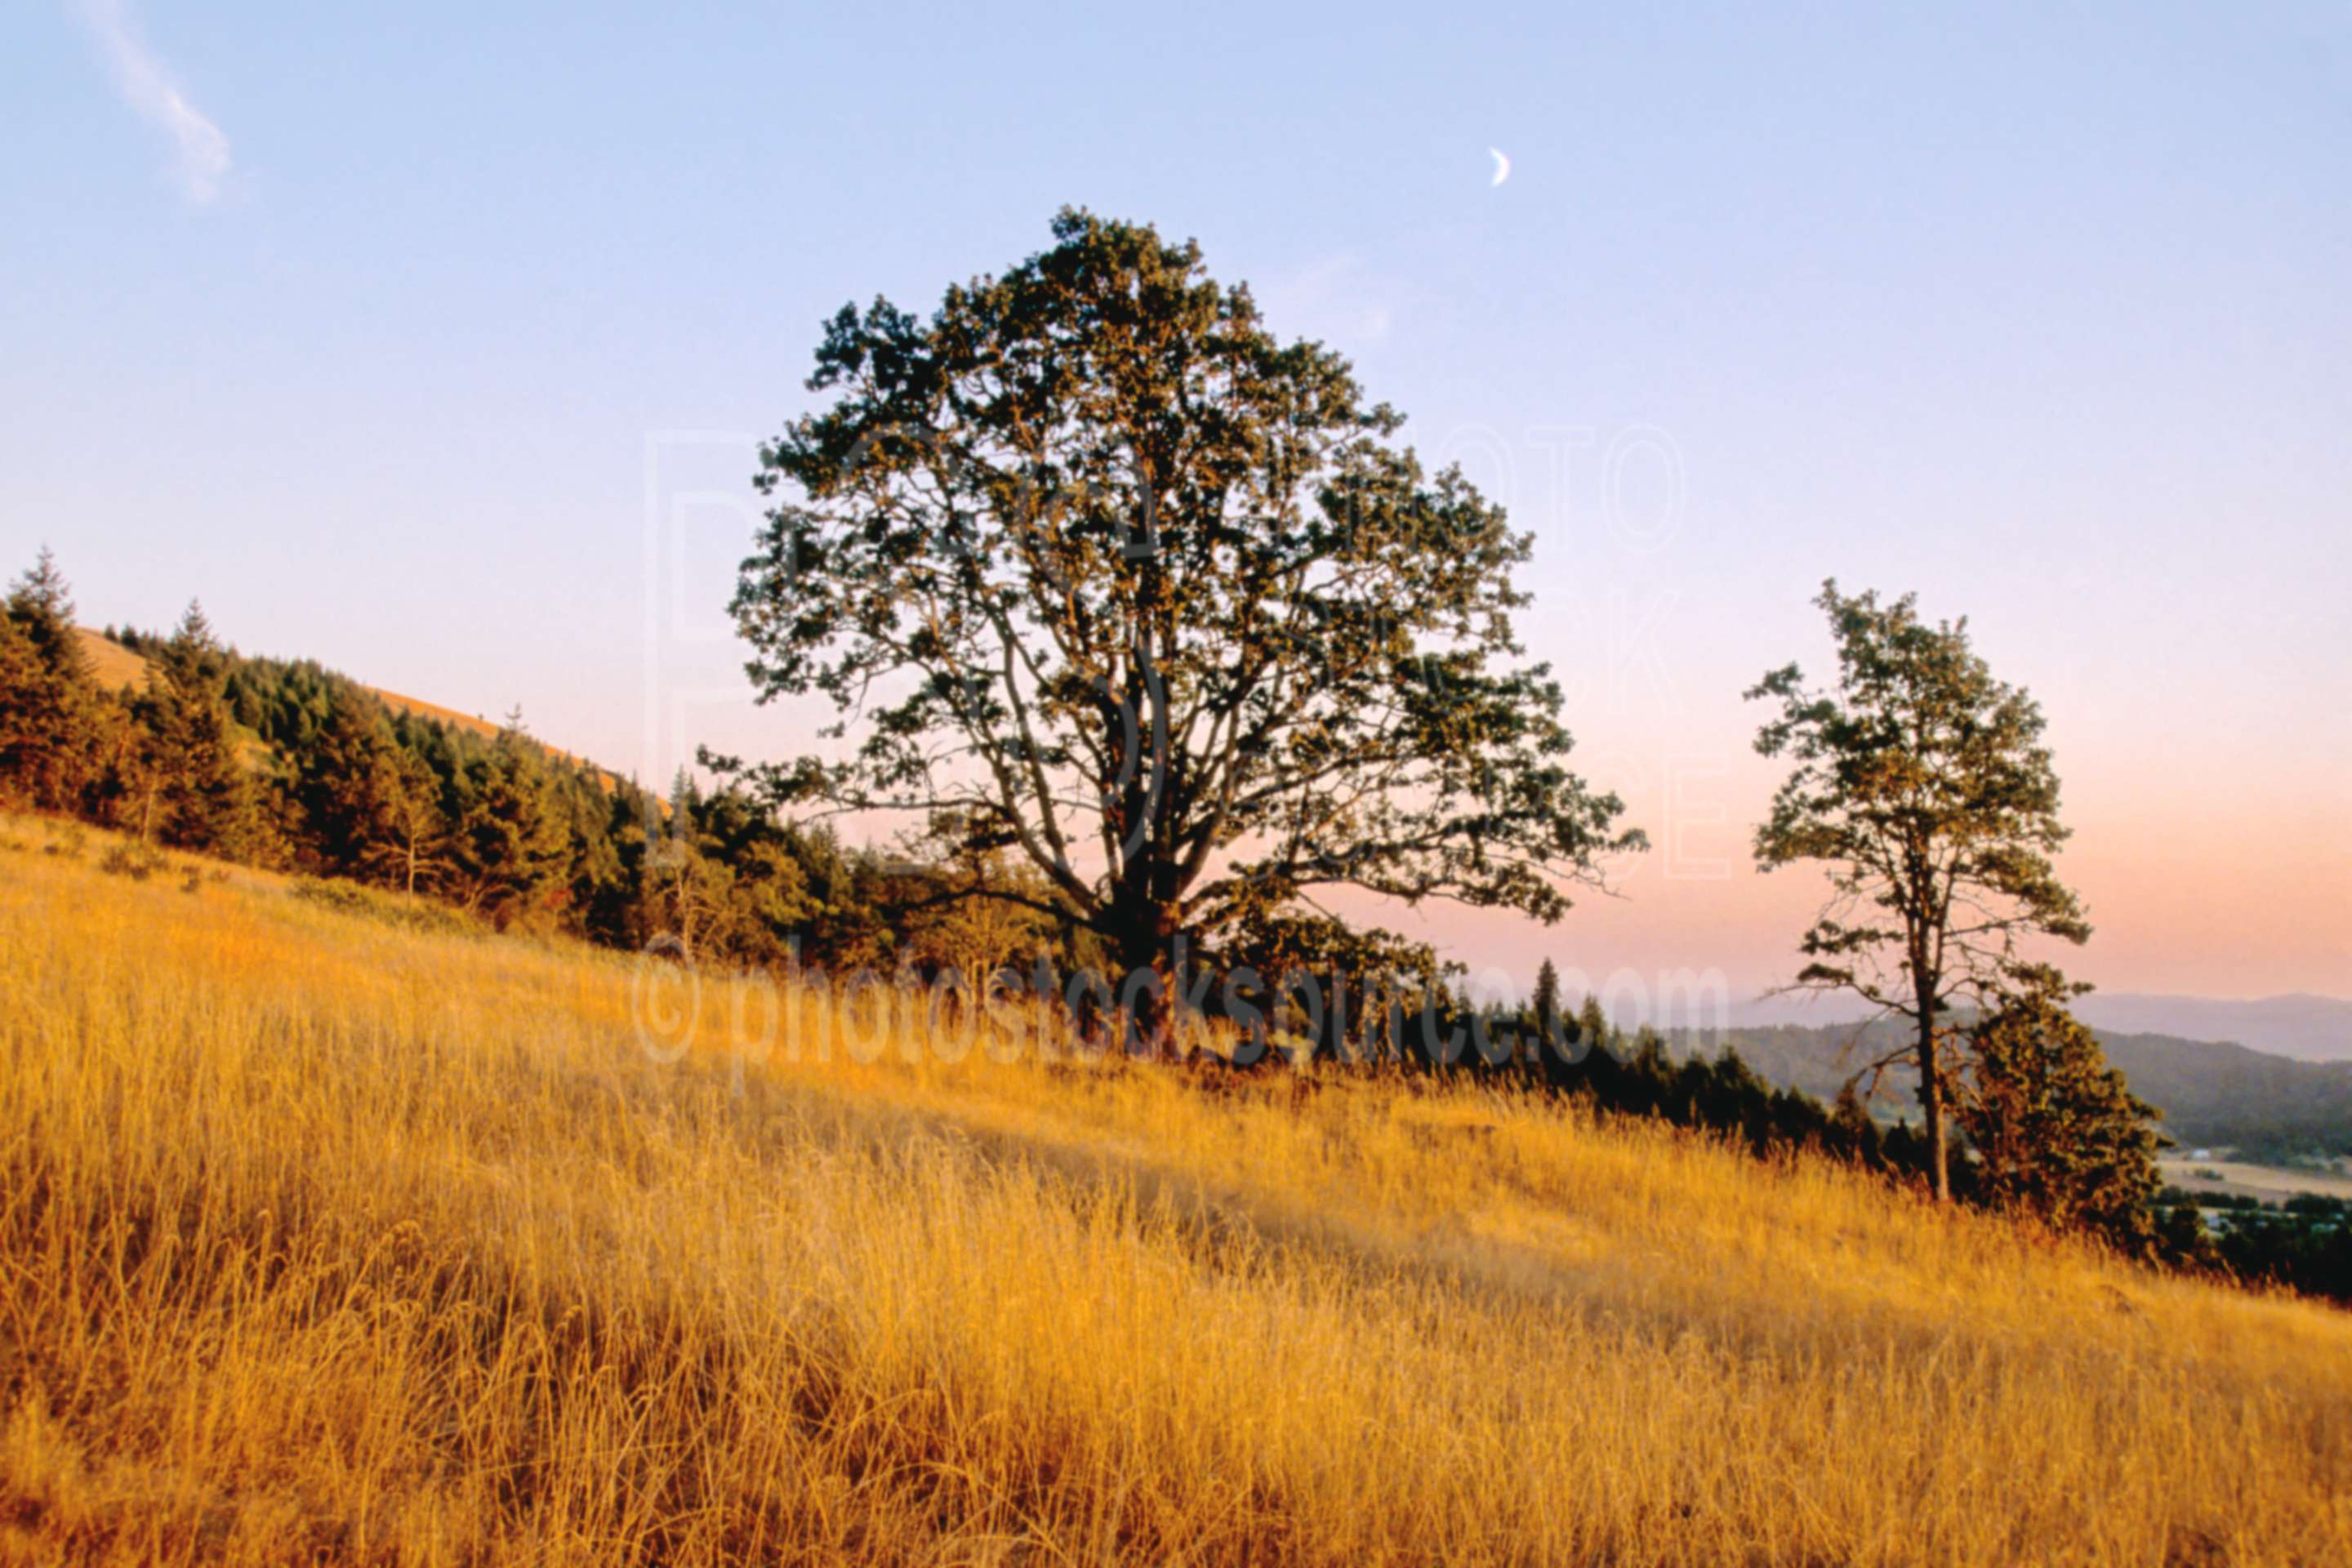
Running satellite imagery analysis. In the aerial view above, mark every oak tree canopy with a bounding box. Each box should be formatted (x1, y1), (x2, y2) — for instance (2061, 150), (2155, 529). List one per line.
(726, 210), (1640, 1032)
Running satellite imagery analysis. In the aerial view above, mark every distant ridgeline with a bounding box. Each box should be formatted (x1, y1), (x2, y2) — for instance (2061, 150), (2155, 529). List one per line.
(1668, 1022), (2352, 1165)
(0, 552), (909, 973)
(2, 550), (2345, 1304)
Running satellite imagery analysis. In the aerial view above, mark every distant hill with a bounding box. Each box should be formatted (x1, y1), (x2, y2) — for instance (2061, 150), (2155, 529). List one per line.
(74, 626), (148, 693)
(1723, 989), (2352, 1063)
(1677, 1018), (2352, 1164)
(2073, 993), (2352, 1065)
(75, 626), (627, 792)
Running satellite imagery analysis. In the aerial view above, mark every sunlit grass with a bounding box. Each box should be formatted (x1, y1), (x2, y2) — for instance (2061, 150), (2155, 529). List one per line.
(2, 817), (2346, 1564)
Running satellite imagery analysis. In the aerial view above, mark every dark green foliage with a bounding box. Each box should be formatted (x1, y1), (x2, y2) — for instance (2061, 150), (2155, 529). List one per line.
(2151, 1189), (2352, 1303)
(448, 715), (573, 930)
(1528, 959), (1565, 1073)
(292, 684), (409, 880)
(142, 603), (257, 858)
(2158, 1201), (2219, 1270)
(1499, 987), (1901, 1169)
(0, 550), (105, 813)
(1205, 909), (1460, 1067)
(1961, 984), (2164, 1254)
(0, 553), (929, 980)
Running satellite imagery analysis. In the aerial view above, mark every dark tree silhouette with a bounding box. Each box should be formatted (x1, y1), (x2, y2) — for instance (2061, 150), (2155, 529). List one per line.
(726, 210), (1640, 1043)
(1748, 581), (2089, 1200)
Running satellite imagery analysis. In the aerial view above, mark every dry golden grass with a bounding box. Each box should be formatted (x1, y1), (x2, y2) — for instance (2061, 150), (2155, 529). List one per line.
(2, 819), (2347, 1565)
(67, 630), (149, 697)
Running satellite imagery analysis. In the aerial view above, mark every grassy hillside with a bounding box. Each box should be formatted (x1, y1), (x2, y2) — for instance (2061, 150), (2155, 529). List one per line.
(69, 628), (148, 695)
(3, 819), (2349, 1565)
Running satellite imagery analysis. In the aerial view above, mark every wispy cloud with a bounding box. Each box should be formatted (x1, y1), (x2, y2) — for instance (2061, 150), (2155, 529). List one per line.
(74, 0), (230, 204)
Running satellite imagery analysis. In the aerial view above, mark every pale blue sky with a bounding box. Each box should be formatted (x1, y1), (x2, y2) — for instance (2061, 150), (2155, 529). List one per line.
(5, 2), (2346, 998)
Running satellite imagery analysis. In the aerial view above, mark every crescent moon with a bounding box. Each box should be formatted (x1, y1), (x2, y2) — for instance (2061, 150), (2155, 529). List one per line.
(1489, 147), (1511, 187)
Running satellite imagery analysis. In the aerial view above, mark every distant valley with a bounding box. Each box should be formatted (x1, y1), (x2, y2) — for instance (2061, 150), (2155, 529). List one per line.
(1678, 1018), (2352, 1166)
(1721, 989), (2352, 1063)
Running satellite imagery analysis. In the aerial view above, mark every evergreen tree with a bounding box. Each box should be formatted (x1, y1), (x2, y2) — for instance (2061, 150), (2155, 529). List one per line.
(692, 787), (832, 963)
(294, 684), (405, 877)
(1831, 1082), (1886, 1167)
(1961, 979), (2164, 1253)
(1577, 996), (1610, 1058)
(1530, 958), (1565, 1067)
(0, 550), (104, 811)
(450, 712), (570, 927)
(637, 771), (742, 962)
(145, 601), (255, 857)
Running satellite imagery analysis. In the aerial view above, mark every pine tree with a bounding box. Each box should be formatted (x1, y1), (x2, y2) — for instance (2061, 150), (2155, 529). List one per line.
(451, 714), (571, 928)
(1577, 996), (1610, 1058)
(1961, 978), (2164, 1253)
(1830, 1082), (1886, 1167)
(145, 601), (255, 858)
(0, 550), (105, 811)
(294, 685), (405, 877)
(1530, 958), (1564, 1062)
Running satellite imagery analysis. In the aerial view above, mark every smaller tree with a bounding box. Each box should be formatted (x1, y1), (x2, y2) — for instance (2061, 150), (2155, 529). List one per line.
(144, 602), (256, 858)
(450, 713), (572, 927)
(1531, 959), (1563, 1040)
(1962, 978), (2163, 1253)
(1521, 956), (1566, 1080)
(294, 685), (406, 877)
(1749, 581), (2089, 1200)
(1577, 995), (1611, 1058)
(377, 747), (450, 897)
(907, 853), (1059, 996)
(639, 773), (743, 963)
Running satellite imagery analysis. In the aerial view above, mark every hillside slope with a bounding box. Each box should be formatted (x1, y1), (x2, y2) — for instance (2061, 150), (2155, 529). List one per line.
(3, 817), (2347, 1564)
(74, 626), (510, 742)
(2075, 992), (2352, 1065)
(74, 625), (618, 785)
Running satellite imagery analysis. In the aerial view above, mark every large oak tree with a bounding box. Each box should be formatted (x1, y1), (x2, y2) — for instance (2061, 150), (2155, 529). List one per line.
(727, 210), (1639, 1038)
